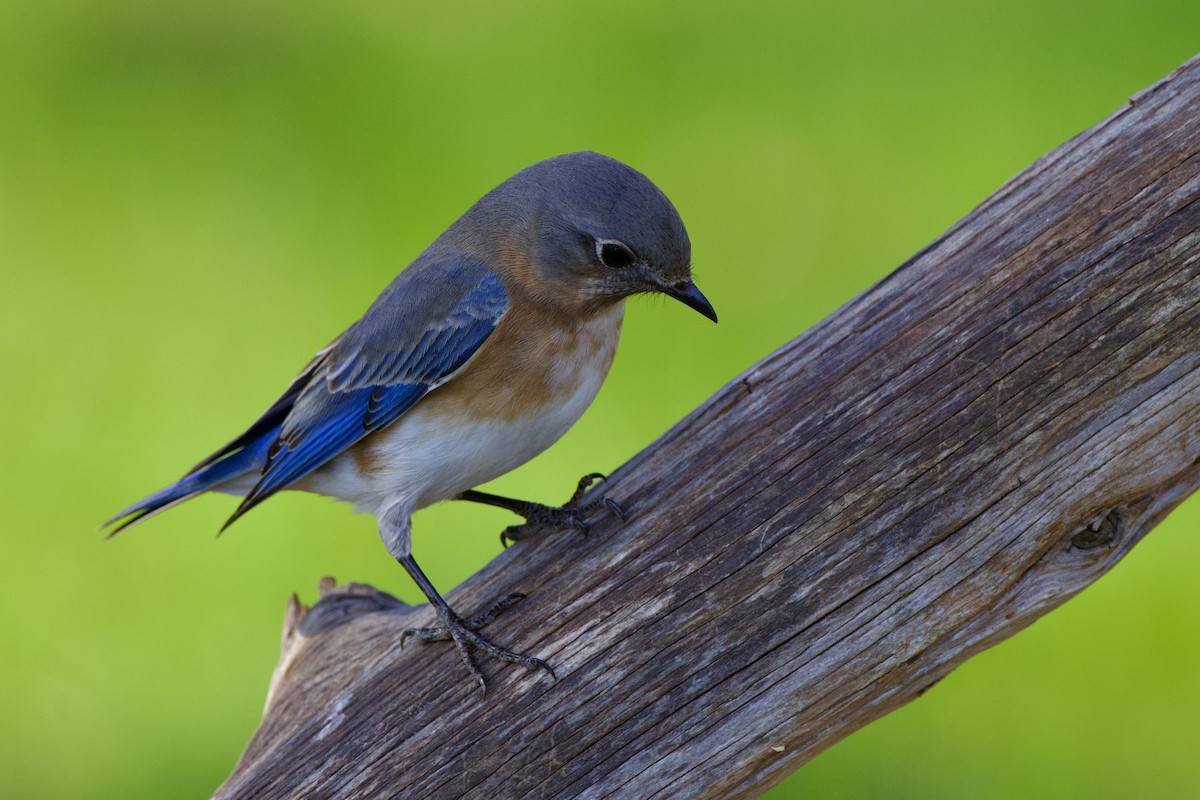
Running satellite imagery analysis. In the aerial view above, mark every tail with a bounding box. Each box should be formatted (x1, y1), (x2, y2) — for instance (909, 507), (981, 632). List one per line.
(104, 350), (330, 537)
(103, 427), (277, 537)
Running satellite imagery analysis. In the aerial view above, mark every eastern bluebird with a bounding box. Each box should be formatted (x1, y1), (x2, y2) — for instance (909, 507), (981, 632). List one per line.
(106, 151), (717, 690)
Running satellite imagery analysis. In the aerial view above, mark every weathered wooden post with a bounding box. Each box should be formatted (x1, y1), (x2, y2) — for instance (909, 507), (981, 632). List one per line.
(217, 54), (1200, 800)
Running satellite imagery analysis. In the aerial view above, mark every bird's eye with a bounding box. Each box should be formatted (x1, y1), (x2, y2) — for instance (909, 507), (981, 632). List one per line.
(596, 239), (636, 269)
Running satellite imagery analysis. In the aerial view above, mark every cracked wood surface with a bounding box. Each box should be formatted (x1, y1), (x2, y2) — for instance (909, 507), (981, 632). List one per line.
(216, 54), (1200, 800)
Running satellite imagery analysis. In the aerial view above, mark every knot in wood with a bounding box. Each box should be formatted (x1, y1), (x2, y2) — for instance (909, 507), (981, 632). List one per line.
(1070, 507), (1123, 551)
(300, 582), (409, 637)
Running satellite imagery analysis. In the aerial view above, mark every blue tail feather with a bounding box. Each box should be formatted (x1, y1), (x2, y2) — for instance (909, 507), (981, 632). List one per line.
(104, 426), (277, 537)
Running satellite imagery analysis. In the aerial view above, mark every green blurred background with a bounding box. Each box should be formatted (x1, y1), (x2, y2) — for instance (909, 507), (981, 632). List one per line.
(3, 0), (1199, 797)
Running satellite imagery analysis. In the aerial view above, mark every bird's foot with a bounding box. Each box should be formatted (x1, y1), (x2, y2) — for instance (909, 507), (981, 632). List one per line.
(500, 472), (626, 546)
(400, 592), (554, 692)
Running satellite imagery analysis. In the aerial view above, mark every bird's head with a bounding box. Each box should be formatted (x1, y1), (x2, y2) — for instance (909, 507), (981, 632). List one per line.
(456, 152), (717, 323)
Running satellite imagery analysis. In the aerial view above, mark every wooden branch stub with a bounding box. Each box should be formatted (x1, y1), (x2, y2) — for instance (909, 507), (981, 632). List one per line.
(217, 54), (1200, 799)
(261, 579), (410, 719)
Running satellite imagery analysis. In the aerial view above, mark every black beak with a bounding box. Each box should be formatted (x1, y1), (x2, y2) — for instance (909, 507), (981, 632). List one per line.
(660, 279), (718, 323)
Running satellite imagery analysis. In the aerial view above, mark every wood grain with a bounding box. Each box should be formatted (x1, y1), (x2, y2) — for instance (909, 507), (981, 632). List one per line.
(216, 53), (1200, 800)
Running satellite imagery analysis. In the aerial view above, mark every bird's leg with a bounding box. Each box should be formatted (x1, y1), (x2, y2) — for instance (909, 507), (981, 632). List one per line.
(456, 472), (626, 546)
(379, 504), (553, 691)
(395, 554), (554, 692)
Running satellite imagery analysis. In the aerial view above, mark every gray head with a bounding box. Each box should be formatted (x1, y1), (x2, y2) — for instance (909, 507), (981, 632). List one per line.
(447, 151), (716, 322)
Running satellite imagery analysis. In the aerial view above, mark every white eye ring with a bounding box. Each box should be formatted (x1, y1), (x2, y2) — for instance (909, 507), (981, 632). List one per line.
(595, 238), (637, 269)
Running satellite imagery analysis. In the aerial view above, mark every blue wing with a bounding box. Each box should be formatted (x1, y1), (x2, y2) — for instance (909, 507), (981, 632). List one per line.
(105, 252), (509, 536)
(222, 253), (510, 527)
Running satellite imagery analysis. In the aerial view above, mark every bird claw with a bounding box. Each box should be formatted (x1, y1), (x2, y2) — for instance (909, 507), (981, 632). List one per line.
(568, 472), (606, 505)
(400, 592), (554, 692)
(500, 473), (625, 547)
(401, 592), (527, 642)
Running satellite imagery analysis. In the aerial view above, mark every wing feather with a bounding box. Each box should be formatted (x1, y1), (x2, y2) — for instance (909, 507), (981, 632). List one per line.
(223, 255), (509, 527)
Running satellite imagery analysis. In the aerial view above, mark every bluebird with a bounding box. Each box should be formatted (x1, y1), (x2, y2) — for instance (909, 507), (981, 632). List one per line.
(106, 151), (717, 690)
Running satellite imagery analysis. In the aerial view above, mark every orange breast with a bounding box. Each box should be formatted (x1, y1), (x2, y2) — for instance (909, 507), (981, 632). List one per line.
(425, 300), (624, 423)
